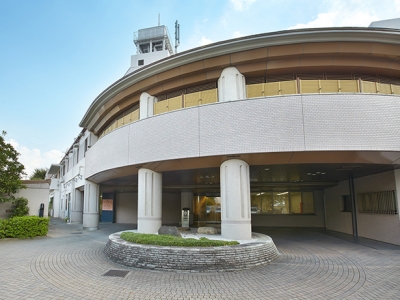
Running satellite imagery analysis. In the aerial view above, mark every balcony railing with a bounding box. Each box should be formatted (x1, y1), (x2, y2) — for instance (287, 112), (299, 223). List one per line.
(154, 89), (218, 115)
(99, 81), (400, 138)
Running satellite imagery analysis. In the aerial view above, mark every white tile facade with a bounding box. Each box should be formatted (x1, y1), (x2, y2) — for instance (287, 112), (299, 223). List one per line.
(85, 93), (400, 179)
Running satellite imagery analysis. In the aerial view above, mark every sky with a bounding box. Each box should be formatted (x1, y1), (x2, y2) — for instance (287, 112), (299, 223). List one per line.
(1, 0), (399, 178)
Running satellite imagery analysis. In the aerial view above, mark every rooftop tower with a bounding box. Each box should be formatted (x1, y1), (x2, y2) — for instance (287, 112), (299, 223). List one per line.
(125, 25), (174, 75)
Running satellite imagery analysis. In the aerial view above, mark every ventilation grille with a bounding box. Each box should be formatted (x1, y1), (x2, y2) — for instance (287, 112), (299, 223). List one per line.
(102, 270), (130, 278)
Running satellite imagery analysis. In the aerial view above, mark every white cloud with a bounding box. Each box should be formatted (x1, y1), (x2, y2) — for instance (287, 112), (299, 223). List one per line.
(289, 0), (400, 30)
(230, 0), (256, 11)
(199, 36), (213, 46)
(232, 31), (243, 38)
(7, 139), (63, 179)
(221, 17), (227, 27)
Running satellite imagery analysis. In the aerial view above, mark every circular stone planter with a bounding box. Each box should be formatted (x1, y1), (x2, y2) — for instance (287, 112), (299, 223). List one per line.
(103, 232), (279, 272)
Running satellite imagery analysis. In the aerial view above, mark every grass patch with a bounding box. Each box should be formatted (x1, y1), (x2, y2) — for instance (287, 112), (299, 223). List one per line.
(120, 232), (239, 247)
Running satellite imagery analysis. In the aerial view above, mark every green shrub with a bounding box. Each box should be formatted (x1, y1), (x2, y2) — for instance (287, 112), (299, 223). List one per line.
(0, 219), (7, 239)
(0, 216), (49, 239)
(11, 197), (29, 217)
(120, 232), (239, 247)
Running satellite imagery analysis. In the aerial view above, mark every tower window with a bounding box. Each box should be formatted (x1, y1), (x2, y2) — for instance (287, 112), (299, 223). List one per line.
(138, 59), (144, 66)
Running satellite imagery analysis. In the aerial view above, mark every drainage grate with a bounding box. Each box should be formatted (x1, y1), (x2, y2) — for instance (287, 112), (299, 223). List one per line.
(70, 232), (83, 234)
(103, 270), (130, 278)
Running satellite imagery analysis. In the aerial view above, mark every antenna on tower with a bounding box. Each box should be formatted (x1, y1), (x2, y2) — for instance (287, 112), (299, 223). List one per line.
(175, 20), (180, 54)
(158, 14), (160, 26)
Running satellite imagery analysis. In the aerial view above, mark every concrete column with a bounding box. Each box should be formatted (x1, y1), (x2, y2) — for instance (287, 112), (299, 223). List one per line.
(68, 180), (76, 222)
(70, 189), (83, 223)
(139, 92), (157, 119)
(83, 181), (99, 230)
(60, 194), (65, 219)
(51, 188), (61, 218)
(218, 67), (246, 102)
(137, 168), (162, 233)
(394, 170), (400, 223)
(181, 191), (194, 226)
(220, 159), (252, 240)
(348, 173), (358, 238)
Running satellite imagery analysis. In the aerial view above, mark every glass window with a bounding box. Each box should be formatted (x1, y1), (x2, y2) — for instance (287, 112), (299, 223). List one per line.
(261, 193), (273, 214)
(251, 191), (314, 215)
(273, 192), (290, 214)
(290, 192), (302, 214)
(251, 193), (261, 214)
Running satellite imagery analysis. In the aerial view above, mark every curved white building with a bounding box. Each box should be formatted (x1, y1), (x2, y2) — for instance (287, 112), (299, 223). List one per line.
(48, 22), (400, 244)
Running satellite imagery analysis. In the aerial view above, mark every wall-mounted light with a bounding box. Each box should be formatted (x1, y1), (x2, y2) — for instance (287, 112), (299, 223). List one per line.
(73, 174), (83, 182)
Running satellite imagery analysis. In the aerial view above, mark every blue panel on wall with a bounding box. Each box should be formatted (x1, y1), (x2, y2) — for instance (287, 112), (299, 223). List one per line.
(101, 210), (114, 223)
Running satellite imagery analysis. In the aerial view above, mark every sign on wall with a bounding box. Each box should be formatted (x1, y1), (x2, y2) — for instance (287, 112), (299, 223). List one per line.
(102, 199), (113, 211)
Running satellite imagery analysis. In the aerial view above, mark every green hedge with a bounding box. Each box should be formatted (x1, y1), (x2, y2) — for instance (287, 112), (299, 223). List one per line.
(0, 216), (50, 239)
(120, 232), (239, 247)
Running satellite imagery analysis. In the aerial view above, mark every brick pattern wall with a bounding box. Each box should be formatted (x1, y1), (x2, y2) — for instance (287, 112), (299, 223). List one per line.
(103, 232), (279, 272)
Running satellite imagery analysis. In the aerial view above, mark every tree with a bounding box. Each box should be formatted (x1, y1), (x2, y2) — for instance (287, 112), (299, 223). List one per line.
(11, 197), (29, 217)
(30, 168), (48, 180)
(0, 131), (26, 203)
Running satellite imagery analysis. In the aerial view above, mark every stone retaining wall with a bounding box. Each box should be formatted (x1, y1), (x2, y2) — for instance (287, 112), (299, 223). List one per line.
(103, 232), (279, 272)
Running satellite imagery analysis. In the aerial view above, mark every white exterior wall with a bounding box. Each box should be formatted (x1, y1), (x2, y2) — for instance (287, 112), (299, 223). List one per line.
(114, 192), (181, 225)
(115, 192), (137, 223)
(126, 50), (170, 75)
(0, 201), (13, 219)
(86, 94), (400, 179)
(324, 181), (353, 235)
(51, 130), (93, 221)
(49, 189), (60, 217)
(16, 181), (49, 217)
(325, 170), (400, 245)
(355, 171), (400, 245)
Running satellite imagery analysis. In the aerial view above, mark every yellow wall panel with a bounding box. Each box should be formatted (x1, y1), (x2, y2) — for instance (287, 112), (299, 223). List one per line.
(110, 121), (117, 131)
(123, 114), (131, 124)
(154, 100), (169, 115)
(320, 80), (339, 93)
(377, 83), (392, 95)
(168, 96), (183, 111)
(362, 81), (377, 93)
(131, 109), (139, 122)
(300, 80), (320, 94)
(185, 92), (200, 108)
(339, 80), (359, 93)
(201, 89), (217, 104)
(280, 80), (297, 95)
(392, 84), (400, 95)
(117, 119), (124, 127)
(246, 83), (264, 98)
(264, 82), (280, 96)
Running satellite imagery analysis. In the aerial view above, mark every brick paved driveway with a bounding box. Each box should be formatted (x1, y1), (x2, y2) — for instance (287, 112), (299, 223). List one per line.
(1, 218), (399, 299)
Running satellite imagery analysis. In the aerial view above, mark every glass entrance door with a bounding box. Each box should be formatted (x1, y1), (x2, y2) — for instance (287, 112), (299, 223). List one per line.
(193, 195), (221, 226)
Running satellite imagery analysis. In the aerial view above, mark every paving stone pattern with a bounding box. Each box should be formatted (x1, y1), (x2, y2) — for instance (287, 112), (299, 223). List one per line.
(1, 219), (400, 299)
